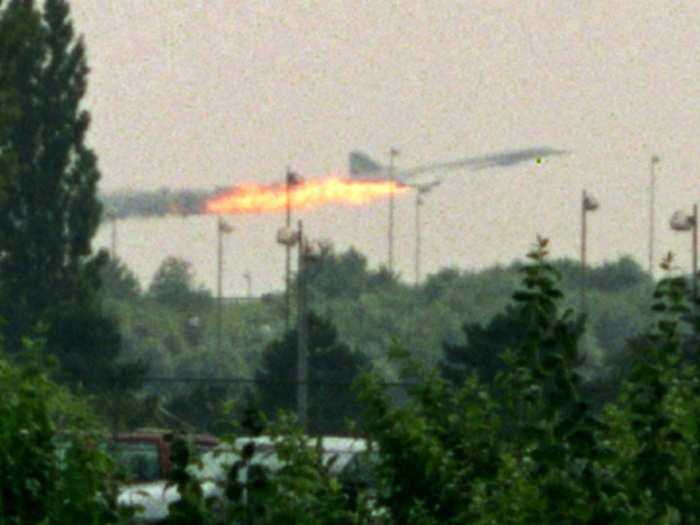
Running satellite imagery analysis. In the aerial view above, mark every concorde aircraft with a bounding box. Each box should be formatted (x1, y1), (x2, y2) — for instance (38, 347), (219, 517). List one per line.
(349, 147), (568, 183)
(100, 147), (568, 218)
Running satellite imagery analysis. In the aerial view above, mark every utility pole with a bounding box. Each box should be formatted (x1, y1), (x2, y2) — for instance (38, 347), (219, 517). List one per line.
(693, 204), (698, 300)
(285, 168), (301, 332)
(581, 191), (587, 314)
(296, 220), (308, 430)
(244, 271), (252, 299)
(388, 148), (399, 272)
(670, 205), (698, 300)
(216, 217), (233, 355)
(581, 191), (599, 314)
(286, 168), (292, 332)
(415, 191), (423, 285)
(649, 156), (660, 279)
(412, 180), (439, 285)
(217, 217), (223, 356)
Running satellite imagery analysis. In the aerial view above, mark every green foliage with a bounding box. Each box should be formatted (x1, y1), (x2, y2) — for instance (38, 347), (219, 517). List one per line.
(92, 240), (656, 433)
(439, 305), (530, 385)
(305, 247), (371, 300)
(609, 254), (700, 521)
(243, 420), (371, 524)
(100, 256), (142, 302)
(0, 0), (129, 399)
(72, 238), (700, 524)
(46, 299), (122, 388)
(352, 239), (700, 524)
(0, 355), (127, 524)
(255, 313), (372, 435)
(161, 419), (377, 525)
(0, 0), (103, 344)
(148, 257), (212, 314)
(358, 367), (501, 524)
(165, 382), (238, 435)
(161, 435), (214, 525)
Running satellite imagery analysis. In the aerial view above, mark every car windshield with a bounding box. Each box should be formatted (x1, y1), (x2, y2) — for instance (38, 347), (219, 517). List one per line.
(113, 442), (161, 483)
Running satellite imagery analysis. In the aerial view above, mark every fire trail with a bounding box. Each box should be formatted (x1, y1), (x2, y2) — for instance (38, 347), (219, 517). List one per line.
(205, 176), (408, 215)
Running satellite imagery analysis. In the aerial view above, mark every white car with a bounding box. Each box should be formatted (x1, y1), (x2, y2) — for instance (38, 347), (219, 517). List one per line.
(118, 481), (180, 523)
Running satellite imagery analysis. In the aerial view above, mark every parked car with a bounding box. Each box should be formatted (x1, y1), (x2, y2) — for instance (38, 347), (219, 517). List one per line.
(118, 434), (374, 523)
(113, 430), (217, 522)
(112, 429), (218, 483)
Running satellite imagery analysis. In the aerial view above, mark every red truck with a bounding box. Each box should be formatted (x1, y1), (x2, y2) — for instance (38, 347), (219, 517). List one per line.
(111, 429), (218, 483)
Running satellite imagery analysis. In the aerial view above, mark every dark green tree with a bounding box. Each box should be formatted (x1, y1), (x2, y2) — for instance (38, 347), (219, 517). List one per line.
(439, 305), (529, 385)
(0, 2), (22, 208)
(0, 355), (128, 524)
(0, 1), (122, 389)
(147, 256), (211, 314)
(305, 247), (369, 300)
(553, 256), (651, 292)
(100, 256), (141, 302)
(440, 301), (586, 389)
(421, 267), (462, 302)
(164, 382), (235, 434)
(255, 312), (371, 435)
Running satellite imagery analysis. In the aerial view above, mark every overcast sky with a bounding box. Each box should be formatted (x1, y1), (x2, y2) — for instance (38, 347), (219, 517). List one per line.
(71, 1), (699, 294)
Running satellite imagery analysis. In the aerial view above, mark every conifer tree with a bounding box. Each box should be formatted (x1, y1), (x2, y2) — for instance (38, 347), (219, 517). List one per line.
(0, 1), (120, 389)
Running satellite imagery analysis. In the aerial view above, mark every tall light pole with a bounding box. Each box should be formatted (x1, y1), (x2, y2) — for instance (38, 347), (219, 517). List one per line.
(216, 217), (234, 355)
(581, 190), (599, 314)
(285, 168), (302, 332)
(296, 221), (308, 430)
(276, 221), (321, 431)
(670, 205), (698, 299)
(243, 271), (252, 299)
(412, 180), (440, 285)
(415, 191), (423, 286)
(387, 148), (399, 272)
(649, 155), (661, 278)
(695, 204), (698, 300)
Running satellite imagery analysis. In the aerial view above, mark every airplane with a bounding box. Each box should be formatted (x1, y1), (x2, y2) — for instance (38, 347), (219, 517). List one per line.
(349, 147), (569, 183)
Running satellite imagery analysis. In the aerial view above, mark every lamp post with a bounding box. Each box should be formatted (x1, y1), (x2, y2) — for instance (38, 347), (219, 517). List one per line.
(276, 221), (323, 430)
(412, 180), (440, 285)
(415, 192), (423, 286)
(295, 221), (309, 430)
(285, 168), (302, 332)
(387, 148), (399, 272)
(244, 271), (252, 299)
(581, 190), (599, 314)
(216, 217), (234, 355)
(649, 155), (661, 279)
(670, 205), (698, 299)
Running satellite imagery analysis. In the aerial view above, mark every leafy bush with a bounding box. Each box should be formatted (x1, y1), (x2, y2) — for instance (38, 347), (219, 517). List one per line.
(355, 241), (700, 524)
(0, 355), (128, 524)
(161, 417), (377, 524)
(13, 237), (700, 524)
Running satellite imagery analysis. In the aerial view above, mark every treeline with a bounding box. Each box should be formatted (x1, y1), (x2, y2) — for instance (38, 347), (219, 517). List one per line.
(97, 240), (659, 433)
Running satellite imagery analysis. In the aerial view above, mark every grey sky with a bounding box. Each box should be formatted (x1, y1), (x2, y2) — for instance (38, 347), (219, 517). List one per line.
(72, 1), (699, 294)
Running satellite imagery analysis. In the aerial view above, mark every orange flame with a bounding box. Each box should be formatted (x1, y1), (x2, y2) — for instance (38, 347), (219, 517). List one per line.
(206, 176), (408, 215)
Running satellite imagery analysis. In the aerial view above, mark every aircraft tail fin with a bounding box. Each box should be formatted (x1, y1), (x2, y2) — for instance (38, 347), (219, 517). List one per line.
(349, 151), (383, 176)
